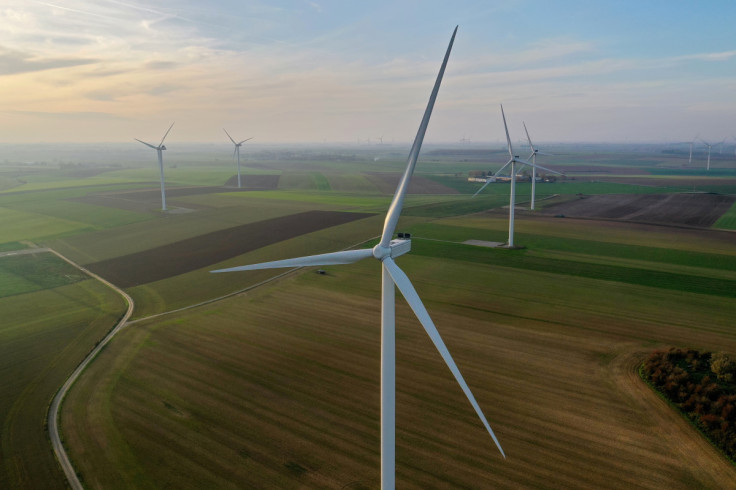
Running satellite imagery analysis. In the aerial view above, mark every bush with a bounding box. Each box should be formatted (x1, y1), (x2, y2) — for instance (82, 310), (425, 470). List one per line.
(642, 348), (736, 462)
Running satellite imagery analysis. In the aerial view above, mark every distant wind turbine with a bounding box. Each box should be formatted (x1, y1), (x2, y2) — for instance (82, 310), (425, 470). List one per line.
(521, 122), (563, 210)
(211, 27), (505, 488)
(688, 134), (699, 166)
(473, 106), (558, 247)
(224, 129), (253, 188)
(135, 122), (174, 211)
(700, 138), (715, 171)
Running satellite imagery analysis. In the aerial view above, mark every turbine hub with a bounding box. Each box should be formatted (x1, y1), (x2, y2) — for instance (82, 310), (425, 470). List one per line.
(372, 244), (390, 260)
(373, 239), (412, 260)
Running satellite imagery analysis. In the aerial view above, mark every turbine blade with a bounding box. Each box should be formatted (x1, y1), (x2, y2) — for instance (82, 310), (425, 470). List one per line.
(224, 128), (237, 145)
(501, 105), (513, 159)
(524, 160), (563, 175)
(496, 159), (513, 176)
(523, 122), (535, 153)
(537, 151), (554, 156)
(238, 137), (254, 145)
(159, 122), (175, 147)
(379, 26), (457, 249)
(134, 138), (158, 150)
(211, 248), (374, 273)
(382, 257), (505, 458)
(472, 178), (493, 198)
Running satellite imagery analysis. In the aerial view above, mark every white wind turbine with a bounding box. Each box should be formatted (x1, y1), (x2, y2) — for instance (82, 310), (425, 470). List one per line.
(688, 136), (698, 166)
(700, 138), (715, 171)
(520, 122), (563, 210)
(211, 27), (505, 488)
(473, 106), (558, 248)
(224, 129), (254, 188)
(135, 122), (175, 211)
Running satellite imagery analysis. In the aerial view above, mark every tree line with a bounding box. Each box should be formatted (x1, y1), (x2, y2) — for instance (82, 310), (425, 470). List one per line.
(642, 348), (736, 461)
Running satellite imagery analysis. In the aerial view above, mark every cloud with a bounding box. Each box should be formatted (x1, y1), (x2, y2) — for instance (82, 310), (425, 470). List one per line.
(5, 109), (128, 120)
(144, 60), (178, 70)
(674, 50), (736, 62)
(0, 47), (98, 75)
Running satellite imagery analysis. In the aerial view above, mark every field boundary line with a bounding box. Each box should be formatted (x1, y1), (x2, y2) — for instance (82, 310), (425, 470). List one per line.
(45, 248), (134, 490)
(128, 235), (382, 325)
(45, 234), (378, 488)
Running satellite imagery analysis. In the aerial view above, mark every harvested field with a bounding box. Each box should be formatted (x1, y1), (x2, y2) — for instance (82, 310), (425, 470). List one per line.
(223, 174), (280, 189)
(86, 210), (372, 287)
(72, 185), (271, 212)
(62, 248), (736, 488)
(365, 173), (459, 194)
(61, 167), (118, 179)
(555, 164), (651, 175)
(583, 176), (736, 187)
(541, 193), (736, 227)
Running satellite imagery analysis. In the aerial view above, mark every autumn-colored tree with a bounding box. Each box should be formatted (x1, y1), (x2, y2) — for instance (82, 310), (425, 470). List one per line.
(711, 352), (735, 382)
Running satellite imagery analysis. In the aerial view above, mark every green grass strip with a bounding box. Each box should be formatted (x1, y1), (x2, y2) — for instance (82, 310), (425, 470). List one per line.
(410, 240), (736, 298)
(408, 222), (736, 271)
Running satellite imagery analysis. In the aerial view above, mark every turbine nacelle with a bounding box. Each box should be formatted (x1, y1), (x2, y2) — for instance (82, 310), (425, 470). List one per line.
(372, 239), (411, 261)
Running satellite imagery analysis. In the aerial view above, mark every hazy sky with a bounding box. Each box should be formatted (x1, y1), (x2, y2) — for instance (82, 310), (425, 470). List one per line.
(1, 0), (735, 144)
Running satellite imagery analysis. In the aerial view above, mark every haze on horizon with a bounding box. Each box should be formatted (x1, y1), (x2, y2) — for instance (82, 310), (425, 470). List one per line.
(1, 0), (735, 145)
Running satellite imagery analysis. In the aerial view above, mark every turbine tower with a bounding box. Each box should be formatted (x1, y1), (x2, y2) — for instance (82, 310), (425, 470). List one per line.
(688, 134), (699, 166)
(135, 122), (174, 211)
(224, 129), (253, 188)
(700, 138), (714, 171)
(473, 106), (558, 248)
(211, 27), (505, 488)
(521, 122), (563, 210)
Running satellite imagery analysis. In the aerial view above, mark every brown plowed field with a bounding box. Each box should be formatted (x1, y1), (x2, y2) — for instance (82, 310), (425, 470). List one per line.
(556, 165), (650, 175)
(584, 176), (736, 186)
(222, 174), (280, 189)
(365, 173), (458, 194)
(86, 210), (372, 287)
(542, 193), (735, 227)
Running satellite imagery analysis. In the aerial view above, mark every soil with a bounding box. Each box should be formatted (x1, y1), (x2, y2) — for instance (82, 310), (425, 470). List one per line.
(541, 193), (736, 227)
(86, 210), (373, 287)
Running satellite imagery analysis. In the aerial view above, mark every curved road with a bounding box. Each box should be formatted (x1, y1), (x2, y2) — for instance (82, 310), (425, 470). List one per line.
(45, 236), (377, 488)
(46, 250), (135, 490)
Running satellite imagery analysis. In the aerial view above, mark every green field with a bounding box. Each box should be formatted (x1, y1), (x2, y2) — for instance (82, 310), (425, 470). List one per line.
(2, 147), (736, 488)
(0, 253), (86, 298)
(0, 267), (126, 489)
(60, 216), (736, 488)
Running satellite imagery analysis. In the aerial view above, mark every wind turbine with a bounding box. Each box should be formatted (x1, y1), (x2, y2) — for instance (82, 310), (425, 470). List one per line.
(224, 129), (253, 188)
(700, 138), (714, 171)
(135, 122), (174, 211)
(211, 27), (505, 488)
(521, 122), (563, 210)
(473, 106), (558, 247)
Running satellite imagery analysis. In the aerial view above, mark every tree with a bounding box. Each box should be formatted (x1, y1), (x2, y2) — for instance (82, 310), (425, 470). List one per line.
(711, 352), (735, 382)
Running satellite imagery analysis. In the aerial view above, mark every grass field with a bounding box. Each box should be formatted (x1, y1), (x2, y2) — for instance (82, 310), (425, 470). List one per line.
(0, 253), (86, 298)
(61, 215), (736, 488)
(0, 270), (126, 489)
(2, 147), (736, 488)
(714, 202), (736, 230)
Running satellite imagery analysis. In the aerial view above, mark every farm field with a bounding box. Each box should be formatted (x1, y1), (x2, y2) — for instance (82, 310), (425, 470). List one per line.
(1, 144), (735, 488)
(0, 254), (126, 489)
(539, 193), (736, 227)
(61, 213), (736, 488)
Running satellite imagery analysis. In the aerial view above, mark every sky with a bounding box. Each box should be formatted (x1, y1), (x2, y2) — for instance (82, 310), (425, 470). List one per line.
(1, 0), (735, 144)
